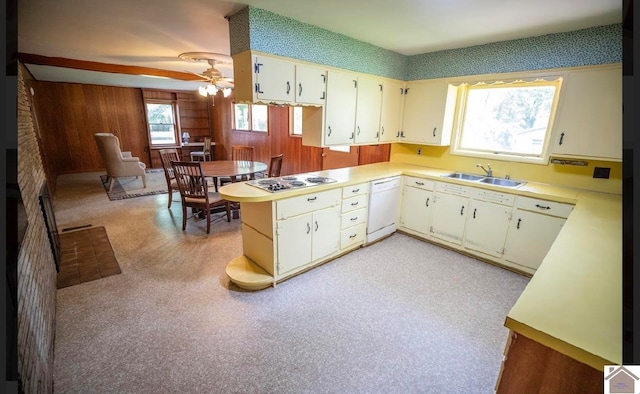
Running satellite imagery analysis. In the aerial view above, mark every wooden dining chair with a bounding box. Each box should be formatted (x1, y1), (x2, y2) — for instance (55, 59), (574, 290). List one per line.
(190, 137), (212, 161)
(171, 161), (230, 234)
(220, 145), (256, 186)
(267, 153), (284, 177)
(158, 148), (181, 208)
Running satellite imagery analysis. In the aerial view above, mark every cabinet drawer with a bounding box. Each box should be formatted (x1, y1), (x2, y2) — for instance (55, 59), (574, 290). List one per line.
(342, 194), (368, 213)
(276, 188), (341, 219)
(515, 196), (574, 218)
(435, 181), (471, 196)
(404, 176), (434, 191)
(341, 224), (366, 249)
(471, 188), (515, 206)
(341, 208), (367, 229)
(342, 182), (369, 198)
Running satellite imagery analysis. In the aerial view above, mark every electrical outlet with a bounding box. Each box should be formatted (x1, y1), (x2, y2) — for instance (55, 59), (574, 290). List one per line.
(417, 148), (422, 155)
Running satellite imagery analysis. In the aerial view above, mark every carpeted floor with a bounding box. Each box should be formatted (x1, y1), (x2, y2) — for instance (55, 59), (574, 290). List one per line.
(57, 226), (121, 288)
(53, 171), (530, 393)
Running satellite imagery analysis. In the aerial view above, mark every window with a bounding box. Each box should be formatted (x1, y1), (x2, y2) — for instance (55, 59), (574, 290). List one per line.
(146, 102), (178, 146)
(452, 78), (562, 163)
(290, 106), (303, 136)
(234, 103), (268, 132)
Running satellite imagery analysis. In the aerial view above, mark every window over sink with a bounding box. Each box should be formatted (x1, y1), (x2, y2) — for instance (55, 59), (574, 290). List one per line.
(451, 77), (563, 164)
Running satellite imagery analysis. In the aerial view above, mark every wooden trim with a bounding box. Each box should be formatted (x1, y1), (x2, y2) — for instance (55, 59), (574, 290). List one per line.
(18, 53), (203, 81)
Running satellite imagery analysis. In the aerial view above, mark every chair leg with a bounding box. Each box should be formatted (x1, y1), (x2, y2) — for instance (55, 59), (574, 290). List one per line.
(225, 202), (231, 222)
(182, 204), (187, 231)
(108, 177), (115, 191)
(142, 174), (147, 188)
(167, 190), (173, 208)
(213, 177), (219, 192)
(206, 206), (211, 234)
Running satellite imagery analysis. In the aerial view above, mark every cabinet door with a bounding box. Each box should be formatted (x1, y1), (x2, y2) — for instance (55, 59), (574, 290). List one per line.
(295, 64), (326, 105)
(399, 186), (433, 235)
(276, 213), (312, 274)
(254, 56), (296, 103)
(325, 69), (358, 145)
(463, 200), (512, 258)
(354, 76), (383, 144)
(503, 210), (566, 270)
(401, 81), (457, 145)
(551, 64), (622, 160)
(379, 79), (405, 142)
(311, 206), (341, 261)
(430, 192), (469, 245)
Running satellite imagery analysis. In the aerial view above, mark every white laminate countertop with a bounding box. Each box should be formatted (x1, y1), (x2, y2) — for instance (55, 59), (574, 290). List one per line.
(220, 162), (622, 369)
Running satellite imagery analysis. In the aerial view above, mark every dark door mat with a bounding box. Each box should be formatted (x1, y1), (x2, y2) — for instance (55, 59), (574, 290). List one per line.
(57, 226), (121, 289)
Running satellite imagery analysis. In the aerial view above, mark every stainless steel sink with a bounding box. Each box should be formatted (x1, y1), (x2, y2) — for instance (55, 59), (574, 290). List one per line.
(441, 172), (525, 188)
(478, 177), (525, 188)
(441, 172), (485, 181)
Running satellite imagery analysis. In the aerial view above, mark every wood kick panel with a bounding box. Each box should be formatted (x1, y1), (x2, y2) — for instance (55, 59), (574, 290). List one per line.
(496, 332), (602, 394)
(32, 81), (149, 176)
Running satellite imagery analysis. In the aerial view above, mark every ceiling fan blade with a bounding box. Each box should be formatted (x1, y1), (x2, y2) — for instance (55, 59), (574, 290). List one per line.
(185, 70), (210, 81)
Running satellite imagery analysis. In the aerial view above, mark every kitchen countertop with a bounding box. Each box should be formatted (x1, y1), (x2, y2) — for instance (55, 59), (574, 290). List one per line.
(219, 162), (622, 370)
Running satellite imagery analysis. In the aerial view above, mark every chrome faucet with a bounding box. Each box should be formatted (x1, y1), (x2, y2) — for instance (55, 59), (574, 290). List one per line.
(476, 163), (492, 177)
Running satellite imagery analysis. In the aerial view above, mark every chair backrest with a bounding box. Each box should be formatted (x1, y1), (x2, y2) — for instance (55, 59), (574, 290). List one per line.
(94, 133), (126, 172)
(268, 154), (284, 177)
(158, 148), (180, 182)
(231, 145), (254, 163)
(172, 161), (208, 201)
(202, 137), (212, 155)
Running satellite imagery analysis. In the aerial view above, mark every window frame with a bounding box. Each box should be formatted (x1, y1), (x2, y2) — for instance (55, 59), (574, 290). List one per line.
(144, 100), (180, 148)
(289, 106), (303, 137)
(233, 103), (269, 133)
(450, 76), (564, 165)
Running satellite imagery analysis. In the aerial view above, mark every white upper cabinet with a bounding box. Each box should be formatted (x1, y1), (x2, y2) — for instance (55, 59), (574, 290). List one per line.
(400, 80), (458, 145)
(295, 64), (327, 106)
(324, 69), (359, 145)
(551, 63), (622, 161)
(354, 75), (383, 144)
(232, 52), (327, 105)
(379, 79), (405, 143)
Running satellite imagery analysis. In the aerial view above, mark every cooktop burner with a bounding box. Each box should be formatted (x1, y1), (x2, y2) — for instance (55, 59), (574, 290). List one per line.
(245, 175), (338, 192)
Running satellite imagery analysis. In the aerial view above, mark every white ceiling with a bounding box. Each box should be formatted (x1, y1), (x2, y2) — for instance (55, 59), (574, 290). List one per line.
(18, 0), (622, 91)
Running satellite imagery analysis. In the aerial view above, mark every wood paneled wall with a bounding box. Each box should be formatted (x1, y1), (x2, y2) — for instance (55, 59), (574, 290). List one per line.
(32, 81), (390, 184)
(31, 81), (149, 176)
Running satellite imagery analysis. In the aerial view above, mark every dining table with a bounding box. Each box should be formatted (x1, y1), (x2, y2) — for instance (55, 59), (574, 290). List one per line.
(200, 160), (268, 219)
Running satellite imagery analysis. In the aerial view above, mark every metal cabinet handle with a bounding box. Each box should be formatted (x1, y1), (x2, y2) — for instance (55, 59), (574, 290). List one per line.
(352, 188), (360, 193)
(357, 126), (361, 135)
(286, 81), (291, 95)
(327, 126), (332, 137)
(559, 132), (565, 146)
(315, 221), (319, 231)
(517, 218), (521, 229)
(351, 201), (359, 206)
(460, 206), (464, 215)
(473, 208), (476, 219)
(425, 198), (429, 207)
(350, 132), (354, 139)
(320, 92), (325, 100)
(254, 63), (263, 73)
(415, 181), (424, 186)
(381, 126), (384, 135)
(350, 216), (358, 221)
(307, 196), (317, 202)
(535, 204), (551, 210)
(298, 83), (302, 96)
(433, 127), (437, 137)
(307, 222), (311, 234)
(353, 80), (357, 88)
(349, 234), (357, 239)
(254, 83), (264, 94)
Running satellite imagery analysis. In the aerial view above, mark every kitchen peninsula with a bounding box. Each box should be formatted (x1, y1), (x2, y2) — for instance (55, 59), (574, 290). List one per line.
(219, 161), (621, 389)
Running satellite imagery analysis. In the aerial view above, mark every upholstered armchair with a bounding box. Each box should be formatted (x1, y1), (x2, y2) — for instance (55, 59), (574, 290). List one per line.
(94, 133), (146, 191)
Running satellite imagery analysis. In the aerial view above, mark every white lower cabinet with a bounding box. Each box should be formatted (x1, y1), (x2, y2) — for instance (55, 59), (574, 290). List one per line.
(502, 196), (574, 271)
(429, 183), (470, 245)
(399, 176), (435, 236)
(340, 183), (369, 250)
(462, 188), (515, 258)
(276, 205), (341, 275)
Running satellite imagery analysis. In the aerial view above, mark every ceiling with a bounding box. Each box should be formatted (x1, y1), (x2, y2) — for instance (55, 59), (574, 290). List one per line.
(18, 0), (623, 91)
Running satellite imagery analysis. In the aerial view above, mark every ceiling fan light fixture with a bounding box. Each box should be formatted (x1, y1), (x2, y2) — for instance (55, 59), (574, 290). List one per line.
(198, 86), (207, 97)
(222, 88), (232, 98)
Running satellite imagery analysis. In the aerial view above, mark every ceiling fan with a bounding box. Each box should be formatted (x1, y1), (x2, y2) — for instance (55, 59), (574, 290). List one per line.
(178, 52), (234, 96)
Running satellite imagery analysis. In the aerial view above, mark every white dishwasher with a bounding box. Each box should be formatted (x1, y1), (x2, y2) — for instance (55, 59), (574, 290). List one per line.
(366, 176), (401, 244)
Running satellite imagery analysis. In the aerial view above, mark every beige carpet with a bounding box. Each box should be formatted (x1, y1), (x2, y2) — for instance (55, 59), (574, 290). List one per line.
(100, 169), (168, 200)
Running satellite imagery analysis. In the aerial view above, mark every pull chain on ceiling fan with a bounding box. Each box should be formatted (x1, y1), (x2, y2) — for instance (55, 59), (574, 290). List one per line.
(178, 52), (234, 97)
